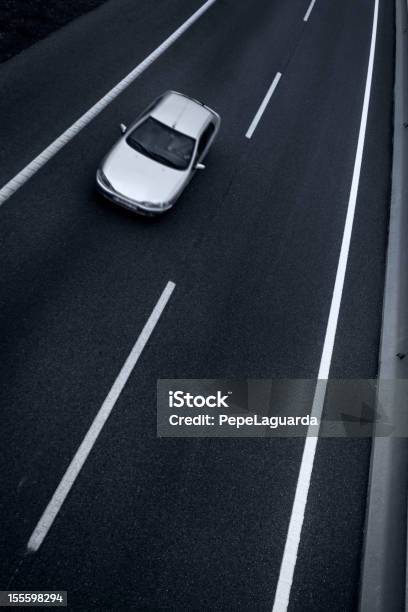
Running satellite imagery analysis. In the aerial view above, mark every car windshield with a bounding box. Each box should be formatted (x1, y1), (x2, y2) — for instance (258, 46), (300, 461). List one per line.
(126, 117), (195, 170)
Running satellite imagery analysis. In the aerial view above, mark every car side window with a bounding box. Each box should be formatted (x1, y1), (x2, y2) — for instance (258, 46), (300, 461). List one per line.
(197, 123), (215, 159)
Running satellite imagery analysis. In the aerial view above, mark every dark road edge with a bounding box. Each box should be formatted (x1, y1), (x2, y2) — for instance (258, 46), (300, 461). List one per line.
(359, 1), (408, 609)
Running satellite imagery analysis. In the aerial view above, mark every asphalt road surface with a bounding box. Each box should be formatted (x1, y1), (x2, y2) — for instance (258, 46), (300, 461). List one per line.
(0, 0), (394, 610)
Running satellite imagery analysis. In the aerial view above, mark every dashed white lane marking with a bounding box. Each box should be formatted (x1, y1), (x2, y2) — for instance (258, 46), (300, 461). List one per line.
(303, 0), (317, 22)
(271, 0), (379, 610)
(0, 0), (218, 207)
(245, 72), (282, 139)
(27, 281), (175, 552)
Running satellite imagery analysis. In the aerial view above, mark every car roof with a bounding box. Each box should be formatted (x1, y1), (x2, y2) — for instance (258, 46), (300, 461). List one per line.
(150, 92), (215, 138)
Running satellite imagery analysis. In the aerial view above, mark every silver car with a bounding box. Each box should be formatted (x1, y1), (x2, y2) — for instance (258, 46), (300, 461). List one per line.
(96, 91), (220, 214)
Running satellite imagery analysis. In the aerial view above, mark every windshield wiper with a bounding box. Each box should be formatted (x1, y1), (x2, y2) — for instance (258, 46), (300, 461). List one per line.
(128, 138), (182, 169)
(148, 151), (176, 166)
(129, 139), (152, 157)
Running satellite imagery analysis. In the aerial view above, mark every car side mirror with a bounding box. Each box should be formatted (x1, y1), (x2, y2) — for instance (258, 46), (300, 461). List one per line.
(195, 162), (206, 170)
(120, 123), (127, 134)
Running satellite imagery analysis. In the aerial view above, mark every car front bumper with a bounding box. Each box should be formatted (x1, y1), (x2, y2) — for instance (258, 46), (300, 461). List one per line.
(96, 171), (173, 215)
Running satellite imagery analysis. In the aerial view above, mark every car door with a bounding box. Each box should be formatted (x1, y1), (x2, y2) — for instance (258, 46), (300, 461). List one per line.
(196, 122), (216, 162)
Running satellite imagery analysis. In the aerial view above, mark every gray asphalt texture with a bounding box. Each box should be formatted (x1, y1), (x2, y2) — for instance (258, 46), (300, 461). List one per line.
(0, 0), (394, 610)
(0, 0), (108, 63)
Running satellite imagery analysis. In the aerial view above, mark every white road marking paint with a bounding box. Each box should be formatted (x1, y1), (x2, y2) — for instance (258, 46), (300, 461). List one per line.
(245, 72), (282, 139)
(27, 281), (175, 552)
(0, 0), (218, 207)
(303, 0), (317, 22)
(272, 0), (379, 610)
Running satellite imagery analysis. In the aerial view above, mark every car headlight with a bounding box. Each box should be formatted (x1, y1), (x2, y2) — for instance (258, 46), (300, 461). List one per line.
(147, 201), (166, 209)
(97, 169), (113, 190)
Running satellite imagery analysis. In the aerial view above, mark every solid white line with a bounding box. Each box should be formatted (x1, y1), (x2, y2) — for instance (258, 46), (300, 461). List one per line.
(0, 0), (218, 207)
(303, 0), (317, 22)
(27, 281), (175, 552)
(272, 0), (379, 610)
(245, 72), (282, 139)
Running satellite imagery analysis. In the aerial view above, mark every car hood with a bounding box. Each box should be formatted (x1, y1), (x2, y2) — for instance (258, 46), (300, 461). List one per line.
(101, 141), (188, 205)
